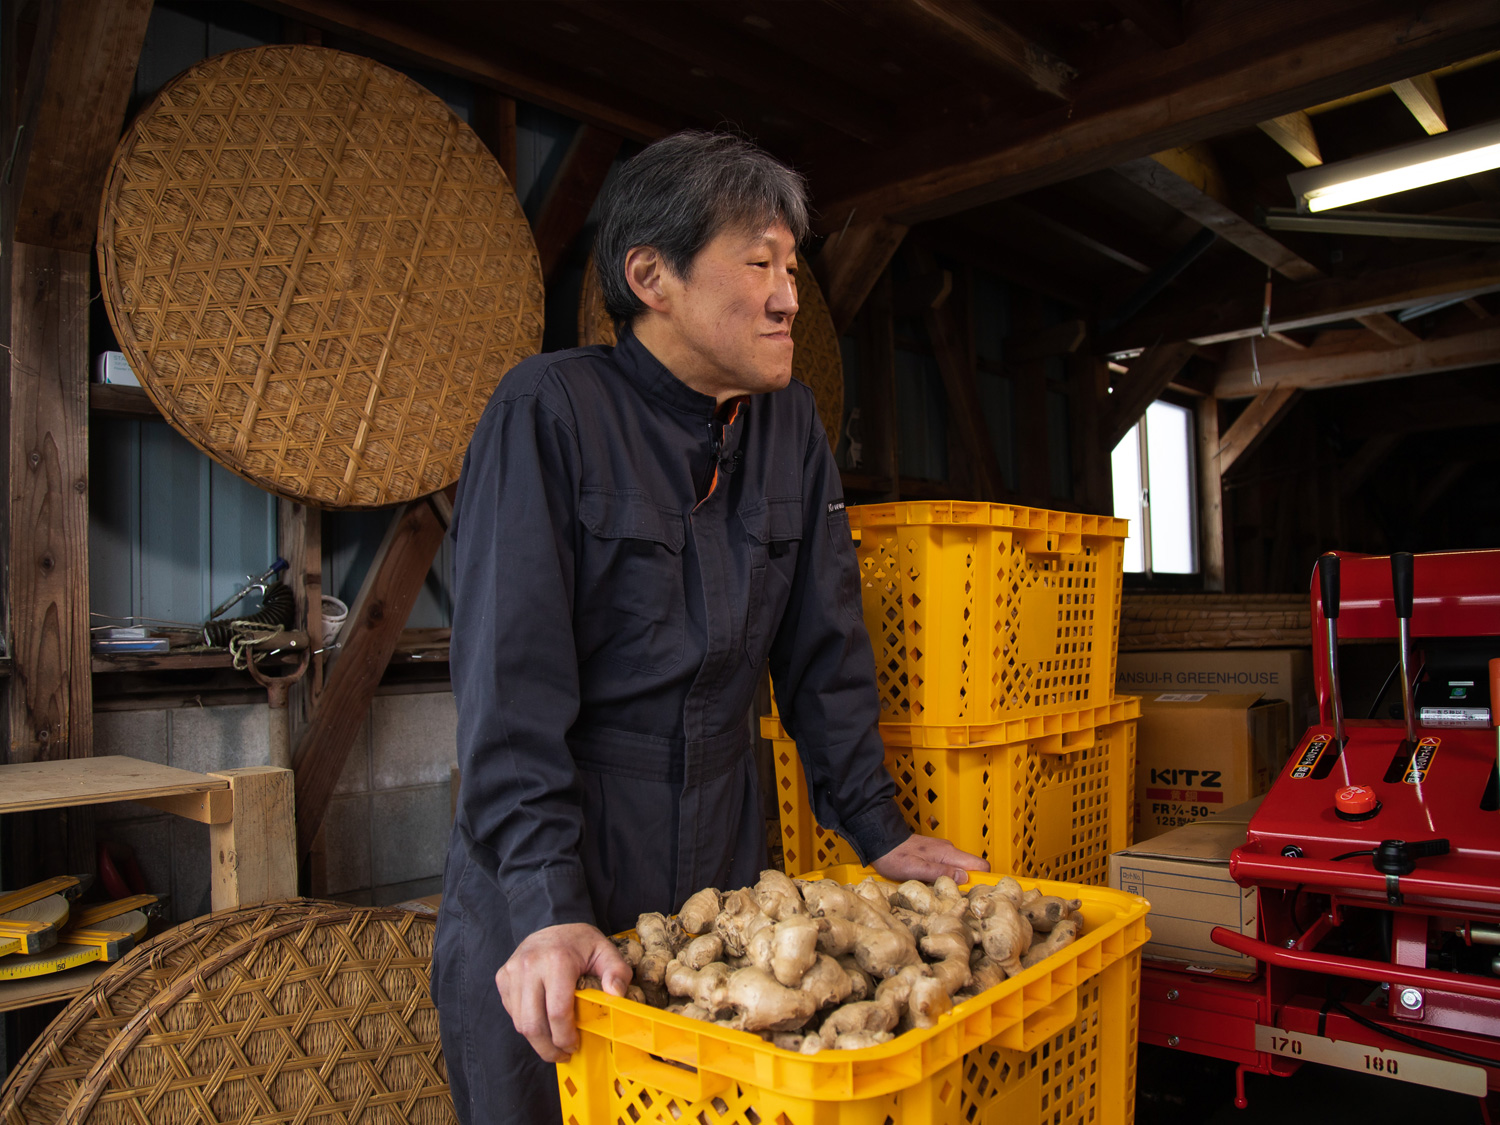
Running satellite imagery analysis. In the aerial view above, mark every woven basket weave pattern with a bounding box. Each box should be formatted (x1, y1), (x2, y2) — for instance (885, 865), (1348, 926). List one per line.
(99, 46), (543, 507)
(59, 908), (449, 1124)
(0, 901), (341, 1125)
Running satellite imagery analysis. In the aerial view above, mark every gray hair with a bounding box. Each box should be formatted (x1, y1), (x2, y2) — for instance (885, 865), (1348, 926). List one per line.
(593, 131), (810, 327)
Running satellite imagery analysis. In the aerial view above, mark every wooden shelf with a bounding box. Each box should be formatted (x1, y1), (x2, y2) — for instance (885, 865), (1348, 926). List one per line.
(0, 756), (227, 816)
(89, 383), (160, 418)
(91, 649), (304, 674)
(0, 962), (108, 1013)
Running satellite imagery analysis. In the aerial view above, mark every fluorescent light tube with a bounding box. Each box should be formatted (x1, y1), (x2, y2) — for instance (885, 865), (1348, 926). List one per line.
(1288, 119), (1500, 213)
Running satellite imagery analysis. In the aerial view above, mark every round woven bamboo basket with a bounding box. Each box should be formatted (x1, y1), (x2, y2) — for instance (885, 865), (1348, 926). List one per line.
(0, 901), (341, 1125)
(98, 45), (544, 509)
(57, 907), (450, 1124)
(578, 253), (844, 448)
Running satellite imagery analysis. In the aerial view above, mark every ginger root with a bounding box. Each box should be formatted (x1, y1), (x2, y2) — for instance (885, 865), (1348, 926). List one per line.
(1022, 895), (1082, 933)
(1021, 917), (1080, 969)
(678, 887), (722, 934)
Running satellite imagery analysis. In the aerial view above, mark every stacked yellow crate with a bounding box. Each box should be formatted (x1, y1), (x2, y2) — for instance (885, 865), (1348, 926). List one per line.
(768, 500), (1140, 883)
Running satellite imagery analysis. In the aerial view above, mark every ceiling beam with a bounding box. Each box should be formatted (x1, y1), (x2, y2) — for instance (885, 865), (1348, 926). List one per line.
(1106, 0), (1185, 48)
(1257, 111), (1322, 167)
(1116, 245), (1500, 351)
(815, 1), (1500, 230)
(1104, 341), (1198, 448)
(900, 0), (1075, 100)
(817, 217), (910, 335)
(1391, 73), (1448, 134)
(1217, 386), (1302, 474)
(1214, 324), (1500, 397)
(1115, 146), (1321, 281)
(255, 0), (676, 141)
(532, 125), (623, 284)
(1355, 313), (1421, 346)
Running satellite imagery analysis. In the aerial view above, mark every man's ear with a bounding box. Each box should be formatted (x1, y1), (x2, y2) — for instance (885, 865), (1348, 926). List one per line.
(624, 245), (671, 314)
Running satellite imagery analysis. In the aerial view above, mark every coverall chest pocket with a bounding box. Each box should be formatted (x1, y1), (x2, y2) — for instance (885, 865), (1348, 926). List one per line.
(740, 496), (803, 667)
(578, 488), (687, 674)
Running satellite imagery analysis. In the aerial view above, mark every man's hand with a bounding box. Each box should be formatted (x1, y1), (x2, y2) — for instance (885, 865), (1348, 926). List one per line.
(496, 922), (631, 1063)
(872, 834), (989, 885)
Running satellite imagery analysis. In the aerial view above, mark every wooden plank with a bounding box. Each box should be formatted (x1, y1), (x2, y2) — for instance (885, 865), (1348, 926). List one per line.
(1214, 324), (1500, 397)
(1107, 0), (1185, 47)
(817, 1), (1500, 228)
(818, 217), (909, 335)
(0, 962), (107, 1014)
(1116, 147), (1322, 281)
(901, 0), (1075, 99)
(533, 125), (623, 284)
(0, 757), (227, 815)
(1257, 111), (1322, 166)
(260, 0), (675, 142)
(89, 383), (160, 419)
(1356, 313), (1421, 346)
(8, 245), (93, 763)
(1103, 341), (1198, 448)
(1391, 73), (1448, 134)
(1217, 386), (1302, 474)
(293, 496), (448, 857)
(1120, 245), (1500, 350)
(913, 247), (1004, 500)
(210, 767), (297, 910)
(140, 787), (234, 825)
(1196, 396), (1225, 591)
(12, 0), (152, 251)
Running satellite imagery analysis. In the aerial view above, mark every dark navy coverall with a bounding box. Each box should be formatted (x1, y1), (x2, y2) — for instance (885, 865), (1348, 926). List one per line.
(432, 329), (909, 1124)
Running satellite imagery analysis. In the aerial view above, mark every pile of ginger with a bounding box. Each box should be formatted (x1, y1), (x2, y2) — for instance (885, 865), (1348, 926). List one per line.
(581, 870), (1082, 1054)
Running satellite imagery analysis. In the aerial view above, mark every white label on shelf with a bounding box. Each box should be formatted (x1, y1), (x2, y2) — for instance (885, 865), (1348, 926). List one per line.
(1255, 1024), (1485, 1096)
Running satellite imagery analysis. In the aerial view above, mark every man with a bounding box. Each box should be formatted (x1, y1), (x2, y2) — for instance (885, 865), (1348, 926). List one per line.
(433, 131), (985, 1125)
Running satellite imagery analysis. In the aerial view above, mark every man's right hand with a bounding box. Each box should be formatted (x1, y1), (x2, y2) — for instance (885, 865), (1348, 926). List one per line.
(496, 922), (632, 1063)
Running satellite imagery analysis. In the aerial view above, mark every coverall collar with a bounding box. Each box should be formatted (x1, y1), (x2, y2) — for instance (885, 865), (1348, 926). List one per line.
(614, 326), (725, 421)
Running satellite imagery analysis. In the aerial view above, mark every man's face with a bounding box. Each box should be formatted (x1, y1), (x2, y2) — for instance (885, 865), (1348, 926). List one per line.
(652, 221), (799, 400)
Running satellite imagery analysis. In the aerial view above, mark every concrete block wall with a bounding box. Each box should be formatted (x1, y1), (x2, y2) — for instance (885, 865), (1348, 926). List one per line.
(94, 689), (457, 921)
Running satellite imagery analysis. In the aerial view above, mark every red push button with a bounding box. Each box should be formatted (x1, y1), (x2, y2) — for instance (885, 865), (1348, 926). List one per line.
(1335, 785), (1378, 815)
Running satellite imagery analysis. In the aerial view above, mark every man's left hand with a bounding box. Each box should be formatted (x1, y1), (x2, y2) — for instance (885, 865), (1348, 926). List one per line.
(871, 834), (989, 884)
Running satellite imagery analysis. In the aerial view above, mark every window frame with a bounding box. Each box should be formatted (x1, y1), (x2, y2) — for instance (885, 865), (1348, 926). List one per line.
(1115, 392), (1204, 587)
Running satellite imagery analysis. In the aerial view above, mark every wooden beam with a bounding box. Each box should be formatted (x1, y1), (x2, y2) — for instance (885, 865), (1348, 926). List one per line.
(532, 125), (623, 284)
(7, 245), (92, 763)
(1215, 324), (1500, 397)
(1103, 341), (1197, 448)
(293, 496), (448, 858)
(1070, 354), (1113, 514)
(1339, 433), (1401, 496)
(12, 0), (152, 251)
(1391, 73), (1448, 134)
(1107, 0), (1185, 47)
(1258, 111), (1322, 167)
(1356, 313), (1421, 346)
(258, 0), (675, 141)
(901, 0), (1076, 99)
(1119, 245), (1500, 350)
(210, 768), (297, 910)
(1116, 146), (1321, 281)
(472, 90), (518, 182)
(912, 247), (1005, 500)
(816, 1), (1500, 229)
(818, 217), (909, 335)
(1196, 396), (1225, 590)
(1009, 319), (1088, 364)
(1465, 297), (1492, 319)
(1217, 386), (1302, 474)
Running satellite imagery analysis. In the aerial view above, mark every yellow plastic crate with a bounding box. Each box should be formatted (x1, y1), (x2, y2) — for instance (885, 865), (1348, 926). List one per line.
(559, 866), (1149, 1125)
(847, 501), (1127, 727)
(763, 698), (1139, 885)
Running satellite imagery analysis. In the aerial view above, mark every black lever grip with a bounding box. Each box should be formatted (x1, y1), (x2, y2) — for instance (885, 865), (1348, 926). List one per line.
(1410, 838), (1451, 858)
(1391, 551), (1414, 620)
(1319, 552), (1340, 620)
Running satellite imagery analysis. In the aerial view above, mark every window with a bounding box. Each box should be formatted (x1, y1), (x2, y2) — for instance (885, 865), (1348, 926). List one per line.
(1112, 400), (1197, 575)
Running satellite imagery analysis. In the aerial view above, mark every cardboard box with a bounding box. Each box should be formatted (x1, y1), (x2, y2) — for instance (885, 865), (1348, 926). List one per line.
(1134, 692), (1289, 839)
(1110, 815), (1258, 975)
(93, 350), (140, 387)
(1116, 648), (1314, 748)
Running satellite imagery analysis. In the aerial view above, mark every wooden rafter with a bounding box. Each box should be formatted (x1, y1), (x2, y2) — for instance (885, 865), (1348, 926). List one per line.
(1107, 0), (1185, 48)
(1391, 73), (1448, 134)
(1214, 324), (1500, 397)
(1217, 386), (1302, 474)
(900, 0), (1075, 100)
(1103, 341), (1198, 449)
(1257, 111), (1322, 167)
(532, 125), (623, 284)
(1355, 314), (1421, 346)
(817, 217), (909, 335)
(1196, 396), (1225, 590)
(815, 2), (1500, 229)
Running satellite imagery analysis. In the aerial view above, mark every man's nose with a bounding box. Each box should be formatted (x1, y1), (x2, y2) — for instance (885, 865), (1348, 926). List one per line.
(768, 272), (799, 318)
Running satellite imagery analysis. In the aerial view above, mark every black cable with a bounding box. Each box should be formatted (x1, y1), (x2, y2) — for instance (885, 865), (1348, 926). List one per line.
(1330, 1000), (1500, 1069)
(1332, 849), (1376, 862)
(1367, 662), (1400, 720)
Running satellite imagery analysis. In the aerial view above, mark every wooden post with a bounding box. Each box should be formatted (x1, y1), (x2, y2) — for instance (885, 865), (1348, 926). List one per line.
(1068, 352), (1111, 514)
(532, 125), (623, 284)
(1197, 395), (1226, 591)
(865, 270), (901, 499)
(474, 90), (519, 182)
(820, 218), (909, 335)
(210, 767), (298, 910)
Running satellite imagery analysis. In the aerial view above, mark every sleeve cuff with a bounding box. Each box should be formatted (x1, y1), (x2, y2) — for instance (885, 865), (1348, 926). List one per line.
(504, 863), (598, 938)
(841, 800), (912, 868)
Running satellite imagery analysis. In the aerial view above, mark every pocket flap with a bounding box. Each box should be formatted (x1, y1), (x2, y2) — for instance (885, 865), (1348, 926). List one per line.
(738, 496), (804, 544)
(580, 489), (685, 553)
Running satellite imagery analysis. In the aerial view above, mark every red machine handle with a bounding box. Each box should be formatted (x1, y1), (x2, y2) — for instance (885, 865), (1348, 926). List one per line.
(1211, 927), (1500, 1001)
(1231, 852), (1500, 907)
